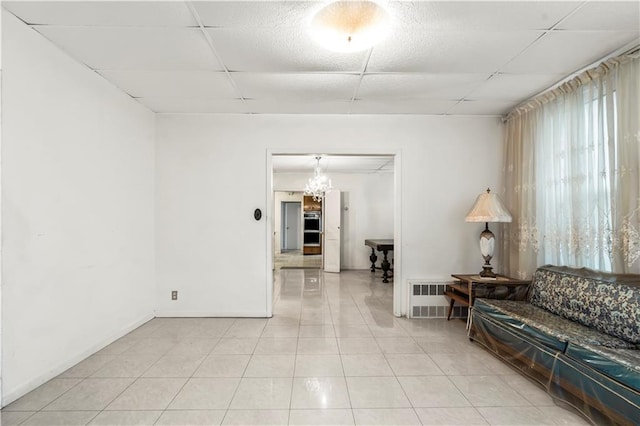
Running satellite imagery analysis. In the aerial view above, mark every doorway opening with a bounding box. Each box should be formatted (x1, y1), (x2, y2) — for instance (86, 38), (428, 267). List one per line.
(267, 153), (403, 317)
(281, 201), (301, 252)
(274, 194), (323, 270)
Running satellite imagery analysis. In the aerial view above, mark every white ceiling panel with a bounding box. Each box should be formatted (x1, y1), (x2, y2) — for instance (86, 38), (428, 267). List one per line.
(502, 30), (640, 74)
(4, 1), (637, 116)
(35, 26), (222, 71)
(207, 27), (369, 72)
(98, 70), (237, 98)
(367, 29), (544, 73)
(273, 155), (394, 174)
(390, 1), (580, 31)
(558, 1), (640, 31)
(448, 100), (518, 116)
(3, 1), (197, 27)
(192, 1), (313, 28)
(232, 73), (359, 101)
(357, 73), (491, 100)
(466, 73), (565, 101)
(350, 99), (459, 115)
(137, 98), (247, 114)
(244, 100), (353, 114)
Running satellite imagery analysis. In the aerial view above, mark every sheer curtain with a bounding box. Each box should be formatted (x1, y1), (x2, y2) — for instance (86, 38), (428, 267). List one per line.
(502, 54), (639, 279)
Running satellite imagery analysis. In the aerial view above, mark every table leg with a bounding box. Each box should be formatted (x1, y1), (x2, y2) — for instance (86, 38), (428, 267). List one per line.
(447, 298), (455, 320)
(466, 281), (474, 330)
(369, 248), (377, 273)
(381, 249), (391, 283)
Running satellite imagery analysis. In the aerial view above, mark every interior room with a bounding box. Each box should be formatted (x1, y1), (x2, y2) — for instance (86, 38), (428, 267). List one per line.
(272, 155), (394, 271)
(0, 1), (638, 425)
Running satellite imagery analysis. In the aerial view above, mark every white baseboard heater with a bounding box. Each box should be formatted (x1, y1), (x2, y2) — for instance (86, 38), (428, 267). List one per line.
(408, 279), (465, 319)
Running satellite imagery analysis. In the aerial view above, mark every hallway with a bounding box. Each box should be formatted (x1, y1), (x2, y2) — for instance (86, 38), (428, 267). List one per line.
(1, 270), (587, 425)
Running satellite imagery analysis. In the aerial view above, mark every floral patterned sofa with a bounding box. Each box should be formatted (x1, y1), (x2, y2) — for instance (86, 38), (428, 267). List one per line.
(469, 265), (640, 426)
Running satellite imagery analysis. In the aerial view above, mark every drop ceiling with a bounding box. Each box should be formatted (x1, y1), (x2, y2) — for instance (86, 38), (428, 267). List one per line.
(3, 1), (639, 116)
(273, 155), (394, 174)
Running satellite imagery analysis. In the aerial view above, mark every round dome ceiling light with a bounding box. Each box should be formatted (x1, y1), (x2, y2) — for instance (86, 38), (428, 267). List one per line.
(309, 0), (391, 53)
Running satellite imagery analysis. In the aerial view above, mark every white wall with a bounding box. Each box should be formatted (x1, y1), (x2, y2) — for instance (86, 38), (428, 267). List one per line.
(0, 5), (4, 401)
(155, 114), (504, 317)
(274, 172), (394, 270)
(1, 13), (156, 404)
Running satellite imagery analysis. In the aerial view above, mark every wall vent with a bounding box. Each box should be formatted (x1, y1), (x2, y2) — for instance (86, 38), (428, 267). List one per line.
(408, 279), (465, 319)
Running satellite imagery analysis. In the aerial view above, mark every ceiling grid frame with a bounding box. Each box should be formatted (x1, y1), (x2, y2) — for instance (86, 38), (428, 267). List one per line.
(185, 0), (248, 112)
(2, 0), (638, 115)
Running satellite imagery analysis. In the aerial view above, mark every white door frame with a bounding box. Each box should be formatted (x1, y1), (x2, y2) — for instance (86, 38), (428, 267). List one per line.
(265, 150), (403, 318)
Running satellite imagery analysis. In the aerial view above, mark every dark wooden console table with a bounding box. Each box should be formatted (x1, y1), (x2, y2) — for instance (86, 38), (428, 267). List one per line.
(365, 239), (394, 283)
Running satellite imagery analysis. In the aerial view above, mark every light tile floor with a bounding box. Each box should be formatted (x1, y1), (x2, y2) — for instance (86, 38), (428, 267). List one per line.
(274, 251), (322, 270)
(1, 270), (590, 425)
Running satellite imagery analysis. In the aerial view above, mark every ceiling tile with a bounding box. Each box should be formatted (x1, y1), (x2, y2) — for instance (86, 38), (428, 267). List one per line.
(557, 1), (640, 31)
(358, 73), (491, 100)
(390, 1), (579, 30)
(367, 29), (544, 73)
(136, 98), (247, 114)
(466, 73), (565, 101)
(232, 73), (360, 101)
(4, 1), (637, 116)
(98, 70), (237, 99)
(192, 1), (312, 28)
(273, 155), (394, 173)
(447, 100), (517, 116)
(3, 1), (197, 27)
(35, 26), (222, 71)
(324, 156), (394, 173)
(272, 155), (318, 173)
(244, 100), (353, 114)
(207, 27), (369, 72)
(502, 30), (640, 74)
(350, 99), (458, 115)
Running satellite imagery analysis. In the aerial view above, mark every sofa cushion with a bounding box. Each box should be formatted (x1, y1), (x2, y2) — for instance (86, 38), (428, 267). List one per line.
(474, 299), (635, 350)
(565, 342), (640, 391)
(528, 265), (640, 344)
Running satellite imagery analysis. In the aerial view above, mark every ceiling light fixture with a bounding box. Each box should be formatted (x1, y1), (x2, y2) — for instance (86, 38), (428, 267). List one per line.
(305, 157), (333, 201)
(309, 0), (391, 53)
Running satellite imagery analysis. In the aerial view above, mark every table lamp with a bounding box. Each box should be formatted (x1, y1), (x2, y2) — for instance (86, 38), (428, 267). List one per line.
(465, 188), (512, 278)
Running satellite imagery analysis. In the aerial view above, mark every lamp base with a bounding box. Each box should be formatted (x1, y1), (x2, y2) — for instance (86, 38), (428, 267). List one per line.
(479, 265), (496, 279)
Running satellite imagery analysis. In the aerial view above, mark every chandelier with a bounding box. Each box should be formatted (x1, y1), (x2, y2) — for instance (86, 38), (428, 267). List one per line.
(304, 156), (333, 201)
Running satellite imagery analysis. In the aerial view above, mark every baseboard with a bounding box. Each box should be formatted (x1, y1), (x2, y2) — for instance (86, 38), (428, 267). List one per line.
(2, 312), (155, 407)
(155, 310), (269, 318)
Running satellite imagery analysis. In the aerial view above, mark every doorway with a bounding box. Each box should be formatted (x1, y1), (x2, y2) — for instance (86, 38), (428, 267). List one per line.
(281, 201), (301, 251)
(273, 192), (323, 270)
(267, 153), (403, 317)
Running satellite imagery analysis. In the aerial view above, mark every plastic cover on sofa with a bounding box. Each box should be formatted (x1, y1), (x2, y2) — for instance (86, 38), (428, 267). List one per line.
(471, 300), (640, 426)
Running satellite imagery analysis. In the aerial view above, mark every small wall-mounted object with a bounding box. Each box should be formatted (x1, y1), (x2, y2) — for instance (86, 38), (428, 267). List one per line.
(254, 208), (262, 221)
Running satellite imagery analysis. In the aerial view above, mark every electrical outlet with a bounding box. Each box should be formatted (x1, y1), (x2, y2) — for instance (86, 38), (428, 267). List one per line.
(171, 290), (178, 300)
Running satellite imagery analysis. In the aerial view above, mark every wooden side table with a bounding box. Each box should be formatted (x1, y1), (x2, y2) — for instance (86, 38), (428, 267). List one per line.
(446, 274), (530, 321)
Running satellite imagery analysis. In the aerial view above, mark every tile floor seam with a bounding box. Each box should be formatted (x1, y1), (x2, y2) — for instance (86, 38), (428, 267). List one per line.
(157, 343), (215, 418)
(331, 311), (356, 423)
(89, 375), (150, 422)
(283, 287), (304, 426)
(496, 372), (547, 407)
(24, 377), (85, 415)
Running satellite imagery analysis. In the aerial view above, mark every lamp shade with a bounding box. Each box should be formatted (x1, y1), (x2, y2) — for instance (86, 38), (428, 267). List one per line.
(465, 189), (512, 223)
